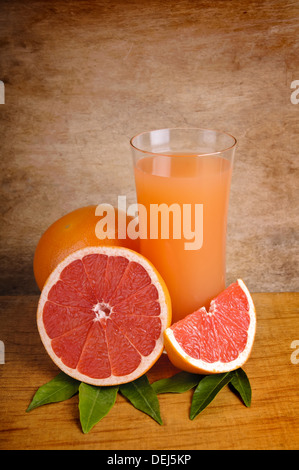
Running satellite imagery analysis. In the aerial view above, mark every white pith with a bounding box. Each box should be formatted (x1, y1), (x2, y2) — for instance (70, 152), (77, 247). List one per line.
(165, 279), (256, 373)
(92, 302), (111, 321)
(37, 246), (171, 386)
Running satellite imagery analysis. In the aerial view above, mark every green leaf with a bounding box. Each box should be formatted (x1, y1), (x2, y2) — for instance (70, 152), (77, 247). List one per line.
(190, 371), (233, 420)
(151, 371), (201, 394)
(229, 368), (252, 407)
(120, 375), (163, 425)
(78, 383), (118, 434)
(26, 372), (80, 412)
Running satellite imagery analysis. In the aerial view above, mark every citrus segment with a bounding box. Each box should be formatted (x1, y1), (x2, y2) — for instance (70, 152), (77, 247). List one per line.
(104, 319), (141, 376)
(111, 313), (161, 355)
(37, 246), (171, 385)
(77, 322), (111, 379)
(51, 322), (93, 369)
(112, 284), (160, 316)
(42, 302), (93, 338)
(82, 253), (109, 301)
(164, 280), (256, 374)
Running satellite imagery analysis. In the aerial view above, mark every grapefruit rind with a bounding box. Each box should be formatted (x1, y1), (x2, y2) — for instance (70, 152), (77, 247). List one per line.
(37, 246), (172, 386)
(33, 206), (140, 291)
(164, 279), (256, 374)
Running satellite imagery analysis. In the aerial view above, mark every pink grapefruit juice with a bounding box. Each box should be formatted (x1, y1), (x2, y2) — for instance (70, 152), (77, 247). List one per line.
(134, 154), (232, 323)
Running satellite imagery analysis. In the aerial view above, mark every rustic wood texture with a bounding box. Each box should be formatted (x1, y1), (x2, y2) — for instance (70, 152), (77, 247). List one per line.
(0, 292), (298, 450)
(0, 0), (299, 295)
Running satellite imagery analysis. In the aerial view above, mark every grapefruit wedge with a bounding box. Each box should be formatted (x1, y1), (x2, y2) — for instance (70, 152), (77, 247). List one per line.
(37, 246), (171, 385)
(164, 280), (256, 374)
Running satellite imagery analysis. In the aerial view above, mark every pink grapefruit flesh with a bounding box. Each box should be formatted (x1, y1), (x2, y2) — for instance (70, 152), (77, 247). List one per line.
(37, 246), (171, 385)
(164, 279), (256, 374)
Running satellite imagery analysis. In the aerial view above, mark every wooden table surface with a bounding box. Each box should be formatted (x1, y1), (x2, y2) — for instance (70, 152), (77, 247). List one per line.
(0, 292), (298, 450)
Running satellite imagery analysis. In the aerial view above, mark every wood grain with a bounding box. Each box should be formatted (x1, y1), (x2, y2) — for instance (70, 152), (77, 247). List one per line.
(0, 293), (298, 450)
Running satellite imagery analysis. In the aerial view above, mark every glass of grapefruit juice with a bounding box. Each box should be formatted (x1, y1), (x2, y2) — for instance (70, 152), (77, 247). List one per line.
(130, 128), (237, 323)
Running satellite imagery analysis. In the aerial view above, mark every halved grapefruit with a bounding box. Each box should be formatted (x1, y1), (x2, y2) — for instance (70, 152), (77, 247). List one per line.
(164, 280), (256, 374)
(37, 246), (171, 386)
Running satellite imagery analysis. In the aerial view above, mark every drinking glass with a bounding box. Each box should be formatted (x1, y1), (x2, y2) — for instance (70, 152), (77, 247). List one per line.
(130, 128), (237, 323)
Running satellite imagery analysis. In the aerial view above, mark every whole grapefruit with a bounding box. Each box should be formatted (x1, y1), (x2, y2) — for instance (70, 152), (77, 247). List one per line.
(33, 205), (139, 290)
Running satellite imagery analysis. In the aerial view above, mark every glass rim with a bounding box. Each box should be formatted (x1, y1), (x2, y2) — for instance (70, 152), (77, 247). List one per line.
(130, 127), (237, 157)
